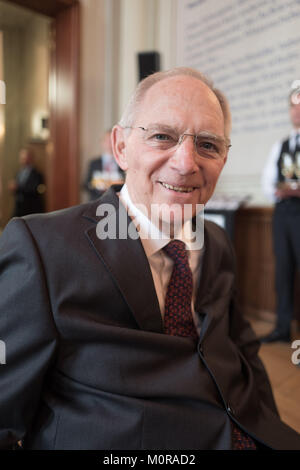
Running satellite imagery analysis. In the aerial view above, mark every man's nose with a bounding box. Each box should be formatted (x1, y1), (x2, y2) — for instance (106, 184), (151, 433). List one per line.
(169, 134), (199, 174)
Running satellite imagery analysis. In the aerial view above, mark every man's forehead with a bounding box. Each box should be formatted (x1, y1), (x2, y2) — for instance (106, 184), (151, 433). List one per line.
(145, 75), (212, 100)
(137, 75), (222, 118)
(135, 75), (224, 131)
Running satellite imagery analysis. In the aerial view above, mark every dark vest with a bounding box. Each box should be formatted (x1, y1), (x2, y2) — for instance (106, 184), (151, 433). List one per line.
(277, 137), (300, 183)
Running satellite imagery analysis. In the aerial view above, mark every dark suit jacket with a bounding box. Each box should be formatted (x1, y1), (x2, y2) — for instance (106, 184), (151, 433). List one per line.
(14, 167), (44, 217)
(0, 185), (300, 450)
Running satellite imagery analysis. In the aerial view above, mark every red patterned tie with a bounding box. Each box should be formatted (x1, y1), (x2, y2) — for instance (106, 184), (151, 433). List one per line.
(163, 240), (256, 450)
(163, 240), (198, 339)
(231, 423), (257, 450)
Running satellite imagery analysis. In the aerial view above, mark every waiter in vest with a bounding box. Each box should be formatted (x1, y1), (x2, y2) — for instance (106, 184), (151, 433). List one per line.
(261, 88), (300, 343)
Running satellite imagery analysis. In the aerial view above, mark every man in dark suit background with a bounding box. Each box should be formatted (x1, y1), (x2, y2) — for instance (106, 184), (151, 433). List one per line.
(84, 129), (124, 200)
(261, 89), (300, 343)
(8, 147), (45, 217)
(1, 67), (300, 450)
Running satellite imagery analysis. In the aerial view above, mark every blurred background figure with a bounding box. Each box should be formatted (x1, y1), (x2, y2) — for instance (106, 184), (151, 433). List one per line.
(261, 89), (300, 343)
(8, 147), (45, 217)
(84, 129), (124, 201)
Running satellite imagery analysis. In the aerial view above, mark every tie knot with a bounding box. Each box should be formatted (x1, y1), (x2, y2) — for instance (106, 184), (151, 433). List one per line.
(163, 239), (188, 264)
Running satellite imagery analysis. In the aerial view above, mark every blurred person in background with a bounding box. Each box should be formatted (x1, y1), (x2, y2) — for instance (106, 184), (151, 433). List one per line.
(8, 147), (45, 217)
(84, 129), (124, 200)
(261, 88), (300, 343)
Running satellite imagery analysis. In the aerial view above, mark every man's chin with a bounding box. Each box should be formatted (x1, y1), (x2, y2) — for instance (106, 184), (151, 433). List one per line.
(152, 203), (200, 232)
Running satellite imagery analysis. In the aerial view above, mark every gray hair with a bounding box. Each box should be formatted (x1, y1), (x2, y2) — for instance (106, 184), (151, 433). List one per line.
(119, 67), (232, 139)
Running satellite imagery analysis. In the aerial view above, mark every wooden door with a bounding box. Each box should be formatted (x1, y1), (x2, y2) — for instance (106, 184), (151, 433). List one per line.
(5, 0), (80, 211)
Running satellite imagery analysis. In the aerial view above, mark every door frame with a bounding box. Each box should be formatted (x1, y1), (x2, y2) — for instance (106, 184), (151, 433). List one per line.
(5, 0), (80, 211)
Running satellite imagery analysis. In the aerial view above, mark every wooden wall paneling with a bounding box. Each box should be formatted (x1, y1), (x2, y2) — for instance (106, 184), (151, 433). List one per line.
(48, 1), (80, 211)
(234, 207), (276, 322)
(234, 207), (300, 328)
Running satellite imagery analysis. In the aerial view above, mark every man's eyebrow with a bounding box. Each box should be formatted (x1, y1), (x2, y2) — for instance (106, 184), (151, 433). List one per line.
(145, 123), (177, 132)
(145, 124), (225, 140)
(196, 131), (226, 143)
(143, 124), (229, 145)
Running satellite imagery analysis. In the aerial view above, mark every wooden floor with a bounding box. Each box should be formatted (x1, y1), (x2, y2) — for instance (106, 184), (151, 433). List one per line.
(248, 317), (300, 434)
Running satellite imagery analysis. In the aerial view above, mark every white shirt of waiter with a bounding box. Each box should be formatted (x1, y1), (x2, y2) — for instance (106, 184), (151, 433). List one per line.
(262, 129), (300, 203)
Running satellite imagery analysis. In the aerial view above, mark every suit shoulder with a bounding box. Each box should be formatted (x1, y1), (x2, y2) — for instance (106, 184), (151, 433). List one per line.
(19, 200), (98, 234)
(204, 219), (233, 257)
(203, 219), (236, 279)
(205, 219), (230, 243)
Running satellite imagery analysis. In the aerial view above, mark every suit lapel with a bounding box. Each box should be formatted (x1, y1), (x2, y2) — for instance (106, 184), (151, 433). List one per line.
(83, 186), (163, 333)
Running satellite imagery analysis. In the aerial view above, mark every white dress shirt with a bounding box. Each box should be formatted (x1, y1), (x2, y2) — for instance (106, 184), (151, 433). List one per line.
(262, 130), (300, 202)
(119, 184), (204, 332)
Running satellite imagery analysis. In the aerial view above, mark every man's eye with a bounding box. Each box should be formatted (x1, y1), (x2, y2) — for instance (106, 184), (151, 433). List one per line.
(199, 141), (219, 152)
(152, 133), (172, 141)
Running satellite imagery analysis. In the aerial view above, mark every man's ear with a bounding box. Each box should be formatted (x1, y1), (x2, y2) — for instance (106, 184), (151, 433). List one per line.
(111, 125), (129, 171)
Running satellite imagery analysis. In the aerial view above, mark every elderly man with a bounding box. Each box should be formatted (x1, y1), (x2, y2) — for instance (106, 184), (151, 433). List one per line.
(0, 68), (300, 450)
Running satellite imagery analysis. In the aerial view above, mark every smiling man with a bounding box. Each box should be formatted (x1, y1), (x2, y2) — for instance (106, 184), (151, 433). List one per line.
(1, 67), (300, 451)
(113, 72), (230, 230)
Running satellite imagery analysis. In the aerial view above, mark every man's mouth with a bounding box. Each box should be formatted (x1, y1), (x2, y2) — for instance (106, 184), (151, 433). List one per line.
(159, 181), (196, 193)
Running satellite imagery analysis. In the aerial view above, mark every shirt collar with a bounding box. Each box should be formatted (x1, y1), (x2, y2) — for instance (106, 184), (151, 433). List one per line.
(119, 184), (198, 257)
(290, 128), (300, 140)
(289, 129), (300, 151)
(291, 128), (300, 134)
